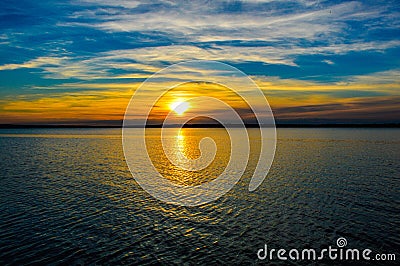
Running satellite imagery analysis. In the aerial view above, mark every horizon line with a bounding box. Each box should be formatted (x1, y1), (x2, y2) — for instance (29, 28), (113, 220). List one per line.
(0, 123), (399, 129)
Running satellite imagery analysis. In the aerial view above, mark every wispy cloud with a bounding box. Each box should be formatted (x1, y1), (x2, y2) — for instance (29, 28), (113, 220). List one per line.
(64, 0), (395, 46)
(3, 39), (399, 81)
(0, 57), (67, 71)
(322, 59), (334, 65)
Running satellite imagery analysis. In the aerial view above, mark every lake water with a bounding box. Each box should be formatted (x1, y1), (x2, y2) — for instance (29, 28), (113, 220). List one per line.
(0, 128), (399, 265)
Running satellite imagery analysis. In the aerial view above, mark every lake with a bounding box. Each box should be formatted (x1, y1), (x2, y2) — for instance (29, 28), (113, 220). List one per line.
(0, 128), (399, 265)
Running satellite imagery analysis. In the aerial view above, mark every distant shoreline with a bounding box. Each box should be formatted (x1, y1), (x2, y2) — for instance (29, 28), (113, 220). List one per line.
(1, 123), (399, 128)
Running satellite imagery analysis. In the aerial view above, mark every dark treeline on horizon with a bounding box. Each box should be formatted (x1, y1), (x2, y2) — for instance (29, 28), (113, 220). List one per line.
(1, 123), (399, 129)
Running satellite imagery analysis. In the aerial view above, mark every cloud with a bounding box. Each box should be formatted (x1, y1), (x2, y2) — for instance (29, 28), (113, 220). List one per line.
(3, 40), (398, 81)
(1, 71), (398, 124)
(1, 0), (399, 81)
(322, 59), (334, 65)
(64, 0), (395, 46)
(0, 57), (67, 71)
(345, 69), (400, 84)
(273, 96), (400, 122)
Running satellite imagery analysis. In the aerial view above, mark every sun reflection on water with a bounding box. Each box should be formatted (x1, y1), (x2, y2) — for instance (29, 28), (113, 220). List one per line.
(146, 128), (231, 186)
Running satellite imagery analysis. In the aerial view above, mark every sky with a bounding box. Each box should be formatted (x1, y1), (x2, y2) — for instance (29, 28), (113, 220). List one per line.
(0, 0), (399, 125)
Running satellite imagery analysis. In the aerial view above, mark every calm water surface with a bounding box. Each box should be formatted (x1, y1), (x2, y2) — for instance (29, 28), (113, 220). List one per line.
(0, 128), (399, 265)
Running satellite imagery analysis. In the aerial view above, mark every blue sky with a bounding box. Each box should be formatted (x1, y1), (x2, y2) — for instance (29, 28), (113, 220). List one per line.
(0, 0), (399, 124)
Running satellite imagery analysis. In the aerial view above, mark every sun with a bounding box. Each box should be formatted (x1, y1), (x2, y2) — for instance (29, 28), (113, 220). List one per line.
(170, 101), (190, 115)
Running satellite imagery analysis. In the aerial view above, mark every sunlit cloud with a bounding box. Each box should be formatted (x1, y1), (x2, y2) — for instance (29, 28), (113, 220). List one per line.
(1, 72), (398, 124)
(0, 57), (67, 71)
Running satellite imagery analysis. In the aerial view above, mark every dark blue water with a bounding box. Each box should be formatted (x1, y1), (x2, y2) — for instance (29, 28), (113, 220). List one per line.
(0, 128), (399, 265)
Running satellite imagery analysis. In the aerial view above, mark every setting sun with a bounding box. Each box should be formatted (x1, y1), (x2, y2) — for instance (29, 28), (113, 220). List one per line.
(170, 101), (190, 115)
